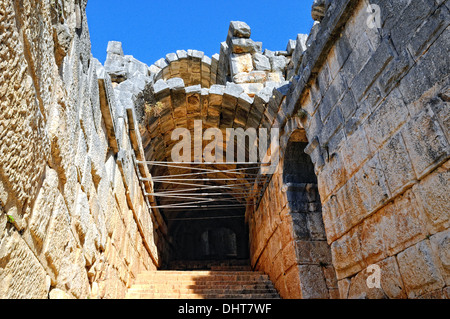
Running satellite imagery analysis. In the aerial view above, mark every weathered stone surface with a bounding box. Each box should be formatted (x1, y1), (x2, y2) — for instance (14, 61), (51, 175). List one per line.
(378, 133), (416, 196)
(377, 257), (407, 299)
(28, 168), (59, 249)
(298, 265), (329, 299)
(231, 38), (262, 54)
(412, 160), (450, 233)
(230, 53), (254, 76)
(107, 41), (124, 56)
(331, 227), (365, 280)
(49, 288), (73, 299)
(381, 190), (427, 257)
(401, 107), (449, 179)
(397, 240), (445, 299)
(253, 53), (271, 71)
(311, 0), (326, 21)
(0, 231), (48, 299)
(429, 230), (450, 285)
(347, 267), (386, 299)
(270, 56), (288, 72)
(228, 21), (251, 38)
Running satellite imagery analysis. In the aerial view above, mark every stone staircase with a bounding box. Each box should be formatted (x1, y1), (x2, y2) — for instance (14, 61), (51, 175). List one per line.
(168, 259), (252, 271)
(125, 270), (281, 299)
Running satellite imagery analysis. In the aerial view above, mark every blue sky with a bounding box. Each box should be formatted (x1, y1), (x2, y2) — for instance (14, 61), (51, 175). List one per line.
(86, 0), (315, 66)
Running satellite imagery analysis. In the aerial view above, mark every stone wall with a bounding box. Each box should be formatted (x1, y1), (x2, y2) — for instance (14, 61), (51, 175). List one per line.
(307, 0), (449, 299)
(261, 0), (449, 299)
(247, 0), (449, 299)
(0, 0), (168, 299)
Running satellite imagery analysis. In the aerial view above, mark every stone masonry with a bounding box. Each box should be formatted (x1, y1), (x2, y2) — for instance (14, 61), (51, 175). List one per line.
(0, 0), (449, 299)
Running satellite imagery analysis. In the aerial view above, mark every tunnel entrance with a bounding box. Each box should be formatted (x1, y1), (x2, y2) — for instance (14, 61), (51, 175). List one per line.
(147, 162), (255, 270)
(164, 208), (250, 270)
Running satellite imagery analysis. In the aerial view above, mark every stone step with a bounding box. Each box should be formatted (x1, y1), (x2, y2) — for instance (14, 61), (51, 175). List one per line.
(129, 283), (275, 290)
(168, 259), (251, 271)
(125, 293), (281, 299)
(138, 270), (267, 277)
(136, 272), (269, 280)
(210, 266), (251, 271)
(127, 270), (280, 299)
(134, 279), (271, 286)
(127, 288), (278, 295)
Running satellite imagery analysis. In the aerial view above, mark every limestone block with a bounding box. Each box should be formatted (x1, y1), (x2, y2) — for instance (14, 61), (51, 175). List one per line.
(88, 128), (107, 179)
(292, 34), (308, 74)
(323, 265), (338, 290)
(49, 288), (73, 299)
(270, 56), (288, 72)
(125, 55), (149, 78)
(311, 0), (326, 21)
(188, 49), (204, 60)
(347, 267), (386, 299)
(29, 168), (59, 249)
(430, 230), (450, 285)
(364, 89), (409, 151)
(298, 265), (330, 299)
(253, 53), (271, 71)
(105, 54), (127, 83)
(0, 231), (48, 299)
(331, 227), (365, 280)
(267, 71), (284, 83)
(340, 126), (370, 177)
(107, 41), (124, 56)
(233, 71), (267, 84)
(73, 185), (99, 264)
(337, 278), (351, 299)
(295, 240), (333, 265)
(154, 58), (169, 70)
(318, 196), (342, 244)
(397, 240), (445, 298)
(360, 212), (387, 265)
(306, 212), (327, 241)
(230, 53), (254, 77)
(376, 257), (407, 299)
(353, 154), (390, 215)
(167, 77), (185, 91)
(63, 164), (79, 216)
(317, 152), (346, 200)
(89, 191), (107, 251)
(58, 248), (90, 299)
(228, 21), (251, 38)
(43, 192), (75, 277)
(230, 38), (261, 54)
(381, 190), (427, 257)
(286, 39), (296, 55)
(80, 156), (93, 195)
(88, 62), (103, 132)
(401, 107), (449, 179)
(378, 133), (416, 196)
(413, 161), (450, 233)
(148, 64), (161, 75)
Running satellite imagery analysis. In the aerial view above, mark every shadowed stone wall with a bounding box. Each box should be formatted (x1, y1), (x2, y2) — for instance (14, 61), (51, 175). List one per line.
(247, 0), (449, 299)
(0, 0), (168, 299)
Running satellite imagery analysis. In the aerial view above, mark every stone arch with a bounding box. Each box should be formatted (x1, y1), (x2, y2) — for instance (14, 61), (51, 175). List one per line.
(149, 50), (217, 88)
(280, 128), (338, 298)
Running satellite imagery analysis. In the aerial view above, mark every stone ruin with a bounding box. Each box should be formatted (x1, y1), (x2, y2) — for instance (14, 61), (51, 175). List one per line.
(0, 0), (449, 299)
